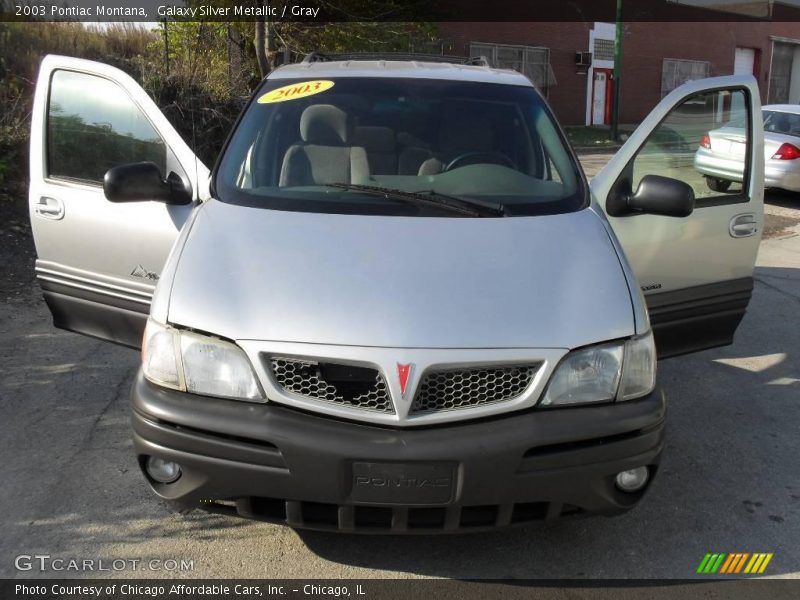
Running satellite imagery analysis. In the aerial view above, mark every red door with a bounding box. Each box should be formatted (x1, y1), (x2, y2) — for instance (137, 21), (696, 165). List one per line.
(591, 68), (614, 126)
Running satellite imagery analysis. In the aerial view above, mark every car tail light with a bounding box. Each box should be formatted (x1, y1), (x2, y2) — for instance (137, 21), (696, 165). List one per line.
(700, 134), (711, 149)
(772, 143), (800, 160)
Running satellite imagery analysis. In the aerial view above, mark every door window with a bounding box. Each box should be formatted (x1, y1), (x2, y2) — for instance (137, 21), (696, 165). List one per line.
(47, 70), (167, 185)
(630, 88), (750, 204)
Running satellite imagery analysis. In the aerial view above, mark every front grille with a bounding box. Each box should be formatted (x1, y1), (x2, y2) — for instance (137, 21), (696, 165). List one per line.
(269, 357), (394, 414)
(410, 364), (538, 415)
(201, 496), (583, 532)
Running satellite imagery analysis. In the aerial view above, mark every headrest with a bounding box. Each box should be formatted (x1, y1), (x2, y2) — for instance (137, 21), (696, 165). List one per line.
(300, 104), (351, 145)
(353, 126), (395, 153)
(439, 108), (494, 155)
(396, 132), (430, 149)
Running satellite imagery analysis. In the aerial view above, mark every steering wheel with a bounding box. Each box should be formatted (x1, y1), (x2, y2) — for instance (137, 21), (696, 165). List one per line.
(444, 151), (517, 172)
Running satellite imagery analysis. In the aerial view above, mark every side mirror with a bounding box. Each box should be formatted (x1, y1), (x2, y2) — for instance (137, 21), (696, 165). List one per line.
(103, 162), (192, 205)
(607, 174), (695, 218)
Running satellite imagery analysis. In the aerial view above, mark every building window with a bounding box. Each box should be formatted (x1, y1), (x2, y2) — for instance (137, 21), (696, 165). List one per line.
(768, 41), (795, 104)
(593, 38), (615, 62)
(661, 58), (711, 97)
(470, 42), (556, 95)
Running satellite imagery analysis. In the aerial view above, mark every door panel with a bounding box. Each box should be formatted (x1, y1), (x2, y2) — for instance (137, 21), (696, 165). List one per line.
(592, 71), (608, 125)
(734, 47), (756, 76)
(591, 75), (763, 358)
(29, 55), (209, 348)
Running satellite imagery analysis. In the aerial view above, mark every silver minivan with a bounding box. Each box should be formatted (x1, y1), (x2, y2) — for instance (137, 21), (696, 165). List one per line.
(29, 54), (763, 532)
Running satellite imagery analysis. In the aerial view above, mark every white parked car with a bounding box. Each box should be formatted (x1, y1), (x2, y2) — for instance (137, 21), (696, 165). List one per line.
(695, 104), (800, 193)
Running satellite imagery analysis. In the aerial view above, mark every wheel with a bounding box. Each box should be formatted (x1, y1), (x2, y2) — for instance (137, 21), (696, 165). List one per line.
(706, 177), (732, 192)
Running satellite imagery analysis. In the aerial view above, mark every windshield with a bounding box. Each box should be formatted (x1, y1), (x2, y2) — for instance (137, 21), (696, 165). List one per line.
(215, 77), (586, 217)
(763, 110), (800, 137)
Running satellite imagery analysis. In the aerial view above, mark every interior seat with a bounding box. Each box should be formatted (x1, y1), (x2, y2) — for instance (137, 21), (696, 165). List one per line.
(279, 104), (369, 186)
(397, 132), (434, 176)
(417, 111), (495, 176)
(353, 126), (397, 175)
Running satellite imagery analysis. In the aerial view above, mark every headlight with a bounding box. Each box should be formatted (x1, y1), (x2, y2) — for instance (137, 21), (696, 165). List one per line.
(618, 331), (657, 401)
(540, 342), (623, 406)
(540, 331), (656, 407)
(142, 319), (263, 401)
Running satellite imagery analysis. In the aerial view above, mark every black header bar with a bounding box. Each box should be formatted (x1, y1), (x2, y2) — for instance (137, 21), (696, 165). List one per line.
(3, 0), (800, 22)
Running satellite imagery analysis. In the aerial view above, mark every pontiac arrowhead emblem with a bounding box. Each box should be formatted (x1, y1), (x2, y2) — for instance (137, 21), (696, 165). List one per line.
(397, 363), (412, 397)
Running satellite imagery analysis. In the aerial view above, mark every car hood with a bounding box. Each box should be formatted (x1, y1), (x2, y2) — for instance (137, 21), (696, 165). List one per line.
(167, 200), (634, 348)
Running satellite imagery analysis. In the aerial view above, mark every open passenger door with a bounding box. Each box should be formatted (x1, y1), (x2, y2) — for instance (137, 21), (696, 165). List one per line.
(29, 55), (209, 348)
(591, 75), (764, 358)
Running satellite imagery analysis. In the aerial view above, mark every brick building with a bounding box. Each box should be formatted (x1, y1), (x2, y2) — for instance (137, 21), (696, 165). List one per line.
(438, 18), (800, 126)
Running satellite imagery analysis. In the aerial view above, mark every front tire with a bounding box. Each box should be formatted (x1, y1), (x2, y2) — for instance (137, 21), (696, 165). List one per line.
(706, 177), (732, 192)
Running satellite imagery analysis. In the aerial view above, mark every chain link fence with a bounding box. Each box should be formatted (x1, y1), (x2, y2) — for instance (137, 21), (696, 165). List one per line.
(469, 42), (557, 95)
(661, 58), (710, 97)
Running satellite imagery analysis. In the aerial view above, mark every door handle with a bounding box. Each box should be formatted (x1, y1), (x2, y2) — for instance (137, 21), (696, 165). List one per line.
(34, 196), (64, 220)
(729, 213), (757, 238)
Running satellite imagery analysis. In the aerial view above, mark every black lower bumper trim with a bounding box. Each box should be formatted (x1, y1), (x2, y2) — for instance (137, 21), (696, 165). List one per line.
(131, 372), (666, 533)
(201, 497), (585, 533)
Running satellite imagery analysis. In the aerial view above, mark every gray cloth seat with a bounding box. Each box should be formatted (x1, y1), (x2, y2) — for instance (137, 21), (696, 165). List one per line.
(279, 104), (370, 186)
(398, 146), (433, 175)
(417, 111), (495, 176)
(353, 126), (397, 175)
(396, 132), (434, 176)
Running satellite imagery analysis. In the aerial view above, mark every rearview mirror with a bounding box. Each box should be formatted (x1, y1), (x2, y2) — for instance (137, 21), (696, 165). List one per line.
(103, 162), (192, 205)
(621, 174), (695, 217)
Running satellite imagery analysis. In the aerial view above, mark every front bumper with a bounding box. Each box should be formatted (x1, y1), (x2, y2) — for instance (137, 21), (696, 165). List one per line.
(131, 372), (666, 533)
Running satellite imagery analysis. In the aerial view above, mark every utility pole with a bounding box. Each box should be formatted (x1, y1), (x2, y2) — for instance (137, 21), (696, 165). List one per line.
(610, 0), (622, 140)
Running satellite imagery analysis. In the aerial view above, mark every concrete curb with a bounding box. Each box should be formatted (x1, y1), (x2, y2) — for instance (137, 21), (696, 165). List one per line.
(572, 145), (622, 155)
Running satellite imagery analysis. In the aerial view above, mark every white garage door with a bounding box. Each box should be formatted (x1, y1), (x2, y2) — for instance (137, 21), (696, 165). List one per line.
(734, 47), (756, 75)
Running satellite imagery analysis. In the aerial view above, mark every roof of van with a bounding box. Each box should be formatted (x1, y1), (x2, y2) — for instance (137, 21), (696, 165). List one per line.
(268, 60), (533, 87)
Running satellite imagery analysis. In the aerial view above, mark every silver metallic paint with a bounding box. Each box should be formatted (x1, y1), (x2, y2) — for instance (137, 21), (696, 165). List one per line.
(29, 58), (765, 427)
(591, 75), (763, 297)
(167, 200), (635, 350)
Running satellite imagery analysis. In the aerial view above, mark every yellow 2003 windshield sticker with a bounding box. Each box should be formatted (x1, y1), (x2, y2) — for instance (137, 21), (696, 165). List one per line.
(258, 80), (335, 104)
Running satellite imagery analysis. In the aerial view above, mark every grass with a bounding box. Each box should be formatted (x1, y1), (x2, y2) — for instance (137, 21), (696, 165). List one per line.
(564, 125), (635, 148)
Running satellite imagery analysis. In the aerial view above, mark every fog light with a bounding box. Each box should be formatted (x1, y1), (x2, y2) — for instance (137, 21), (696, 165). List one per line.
(145, 456), (182, 483)
(615, 466), (649, 493)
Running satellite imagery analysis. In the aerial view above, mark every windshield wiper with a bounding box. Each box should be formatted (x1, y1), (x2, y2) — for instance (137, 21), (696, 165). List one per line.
(325, 183), (505, 217)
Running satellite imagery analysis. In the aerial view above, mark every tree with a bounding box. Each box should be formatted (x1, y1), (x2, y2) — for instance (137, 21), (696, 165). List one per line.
(168, 0), (437, 80)
(254, 0), (271, 78)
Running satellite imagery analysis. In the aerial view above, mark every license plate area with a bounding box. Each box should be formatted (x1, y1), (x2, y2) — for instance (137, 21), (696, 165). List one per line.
(729, 140), (746, 157)
(349, 461), (456, 506)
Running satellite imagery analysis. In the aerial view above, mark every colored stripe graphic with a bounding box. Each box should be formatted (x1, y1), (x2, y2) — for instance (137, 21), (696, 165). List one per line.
(719, 554), (736, 574)
(744, 554), (760, 574)
(733, 553), (750, 574)
(698, 553), (727, 574)
(759, 553), (774, 573)
(718, 553), (734, 574)
(697, 553), (713, 574)
(711, 554), (726, 573)
(699, 553), (774, 575)
(744, 553), (774, 574)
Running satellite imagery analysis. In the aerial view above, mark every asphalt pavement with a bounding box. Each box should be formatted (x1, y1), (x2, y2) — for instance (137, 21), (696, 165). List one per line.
(0, 157), (798, 580)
